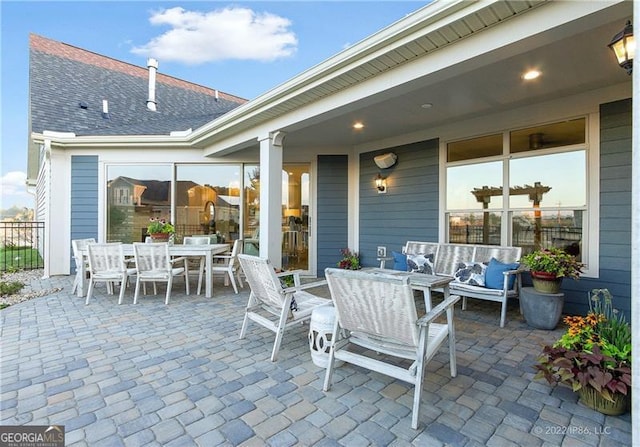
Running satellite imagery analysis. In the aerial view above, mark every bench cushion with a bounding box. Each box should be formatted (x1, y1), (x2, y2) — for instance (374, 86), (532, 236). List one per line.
(407, 253), (434, 275)
(392, 251), (407, 271)
(453, 261), (487, 286)
(485, 258), (519, 290)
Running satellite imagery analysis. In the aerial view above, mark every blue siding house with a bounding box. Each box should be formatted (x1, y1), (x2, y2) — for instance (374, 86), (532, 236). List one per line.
(29, 0), (635, 323)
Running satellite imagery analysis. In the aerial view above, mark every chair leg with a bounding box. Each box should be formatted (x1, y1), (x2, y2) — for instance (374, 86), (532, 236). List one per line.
(166, 277), (173, 305)
(134, 278), (141, 304)
(197, 258), (204, 295)
(85, 279), (95, 305)
(118, 275), (126, 305)
(239, 311), (250, 339)
(270, 303), (291, 361)
(228, 269), (239, 294)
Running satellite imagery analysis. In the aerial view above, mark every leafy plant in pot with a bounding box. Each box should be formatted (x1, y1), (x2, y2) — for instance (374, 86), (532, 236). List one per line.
(520, 247), (584, 293)
(534, 289), (631, 415)
(147, 218), (175, 242)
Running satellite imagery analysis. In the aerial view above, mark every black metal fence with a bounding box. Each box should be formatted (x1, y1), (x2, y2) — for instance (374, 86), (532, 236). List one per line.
(0, 221), (45, 271)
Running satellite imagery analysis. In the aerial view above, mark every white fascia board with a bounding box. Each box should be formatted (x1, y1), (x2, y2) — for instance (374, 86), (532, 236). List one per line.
(31, 132), (192, 149)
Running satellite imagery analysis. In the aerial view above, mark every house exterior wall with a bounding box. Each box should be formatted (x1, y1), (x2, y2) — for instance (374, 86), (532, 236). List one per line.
(559, 98), (632, 316)
(316, 155), (348, 275)
(358, 140), (439, 267)
(70, 155), (98, 271)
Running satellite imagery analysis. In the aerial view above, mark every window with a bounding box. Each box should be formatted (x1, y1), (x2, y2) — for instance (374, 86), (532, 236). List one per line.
(445, 118), (591, 269)
(106, 165), (172, 243)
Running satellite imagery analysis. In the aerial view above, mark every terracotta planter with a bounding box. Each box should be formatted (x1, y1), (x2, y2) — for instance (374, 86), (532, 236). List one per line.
(149, 233), (170, 242)
(531, 271), (563, 293)
(578, 387), (629, 416)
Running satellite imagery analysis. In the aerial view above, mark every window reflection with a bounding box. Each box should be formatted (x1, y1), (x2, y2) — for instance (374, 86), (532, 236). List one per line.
(448, 212), (502, 245)
(106, 165), (172, 243)
(176, 165), (241, 243)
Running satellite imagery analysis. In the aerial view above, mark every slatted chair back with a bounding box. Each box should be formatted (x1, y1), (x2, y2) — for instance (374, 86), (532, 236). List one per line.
(71, 238), (96, 295)
(237, 254), (330, 361)
(237, 254), (285, 310)
(132, 242), (189, 304)
(86, 243), (133, 305)
(323, 267), (459, 430)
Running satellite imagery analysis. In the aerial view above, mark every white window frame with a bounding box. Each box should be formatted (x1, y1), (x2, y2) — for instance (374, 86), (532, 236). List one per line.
(440, 113), (599, 278)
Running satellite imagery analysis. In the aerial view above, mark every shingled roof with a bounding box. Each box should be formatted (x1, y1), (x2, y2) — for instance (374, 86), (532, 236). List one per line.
(29, 34), (247, 136)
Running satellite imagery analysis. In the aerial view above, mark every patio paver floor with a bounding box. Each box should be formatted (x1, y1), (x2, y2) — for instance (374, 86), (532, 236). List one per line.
(0, 273), (632, 446)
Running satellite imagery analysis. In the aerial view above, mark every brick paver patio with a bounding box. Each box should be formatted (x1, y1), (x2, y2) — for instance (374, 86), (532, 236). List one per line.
(0, 273), (632, 446)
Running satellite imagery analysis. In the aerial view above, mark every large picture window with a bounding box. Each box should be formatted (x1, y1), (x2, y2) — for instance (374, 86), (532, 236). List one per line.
(445, 117), (591, 268)
(106, 164), (172, 243)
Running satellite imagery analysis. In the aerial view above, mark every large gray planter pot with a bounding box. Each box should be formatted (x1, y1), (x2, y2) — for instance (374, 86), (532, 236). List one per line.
(520, 287), (564, 330)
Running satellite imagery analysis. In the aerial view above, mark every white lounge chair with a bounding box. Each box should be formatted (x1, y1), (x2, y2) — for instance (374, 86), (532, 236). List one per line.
(237, 254), (330, 361)
(323, 267), (460, 430)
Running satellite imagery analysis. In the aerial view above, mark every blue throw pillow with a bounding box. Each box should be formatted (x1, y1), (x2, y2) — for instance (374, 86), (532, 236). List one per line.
(485, 258), (519, 290)
(391, 251), (407, 271)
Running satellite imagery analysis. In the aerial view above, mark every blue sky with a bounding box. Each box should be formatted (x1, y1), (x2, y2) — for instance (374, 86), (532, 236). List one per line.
(0, 1), (426, 210)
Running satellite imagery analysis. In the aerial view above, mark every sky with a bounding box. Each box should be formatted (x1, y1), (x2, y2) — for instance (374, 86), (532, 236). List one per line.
(0, 0), (426, 210)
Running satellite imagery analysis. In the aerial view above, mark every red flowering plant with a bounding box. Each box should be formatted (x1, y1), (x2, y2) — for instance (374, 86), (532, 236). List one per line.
(337, 248), (360, 270)
(534, 289), (631, 404)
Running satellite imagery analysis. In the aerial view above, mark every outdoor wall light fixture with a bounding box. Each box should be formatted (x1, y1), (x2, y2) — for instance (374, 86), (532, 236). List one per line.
(375, 173), (387, 194)
(608, 20), (634, 75)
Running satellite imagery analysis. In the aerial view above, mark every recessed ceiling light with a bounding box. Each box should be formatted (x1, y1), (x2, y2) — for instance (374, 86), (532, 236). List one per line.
(522, 70), (541, 80)
(421, 103), (433, 109)
(353, 122), (364, 130)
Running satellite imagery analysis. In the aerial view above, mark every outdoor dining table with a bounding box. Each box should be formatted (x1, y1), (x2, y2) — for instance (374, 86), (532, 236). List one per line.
(363, 268), (454, 312)
(79, 243), (230, 299)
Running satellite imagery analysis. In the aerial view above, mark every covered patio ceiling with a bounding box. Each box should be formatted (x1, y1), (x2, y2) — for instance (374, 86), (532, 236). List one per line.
(281, 5), (631, 150)
(203, 1), (632, 156)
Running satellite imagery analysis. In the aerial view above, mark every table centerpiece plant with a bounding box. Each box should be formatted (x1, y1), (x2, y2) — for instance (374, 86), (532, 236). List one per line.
(533, 288), (631, 415)
(520, 247), (584, 293)
(147, 218), (175, 241)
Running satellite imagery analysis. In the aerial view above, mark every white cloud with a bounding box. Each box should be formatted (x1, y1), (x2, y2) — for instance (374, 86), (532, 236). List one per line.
(1, 171), (32, 209)
(131, 6), (297, 64)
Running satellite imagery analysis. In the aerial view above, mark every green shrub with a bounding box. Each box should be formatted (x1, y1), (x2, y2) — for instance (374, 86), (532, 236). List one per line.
(0, 280), (24, 296)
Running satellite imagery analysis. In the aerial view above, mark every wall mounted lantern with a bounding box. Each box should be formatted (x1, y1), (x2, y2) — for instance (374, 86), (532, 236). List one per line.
(608, 20), (634, 75)
(375, 174), (387, 194)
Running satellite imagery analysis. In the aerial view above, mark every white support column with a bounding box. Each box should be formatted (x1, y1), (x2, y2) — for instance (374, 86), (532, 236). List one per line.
(259, 132), (285, 269)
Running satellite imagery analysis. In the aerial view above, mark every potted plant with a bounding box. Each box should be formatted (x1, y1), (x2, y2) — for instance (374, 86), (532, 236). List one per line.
(534, 289), (631, 415)
(520, 247), (584, 293)
(147, 218), (175, 241)
(337, 248), (360, 270)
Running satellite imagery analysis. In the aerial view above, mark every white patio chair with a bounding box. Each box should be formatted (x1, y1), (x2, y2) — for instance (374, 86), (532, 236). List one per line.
(322, 267), (460, 430)
(183, 236), (211, 295)
(212, 239), (244, 294)
(86, 243), (136, 305)
(71, 237), (96, 295)
(133, 242), (190, 305)
(237, 254), (330, 361)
